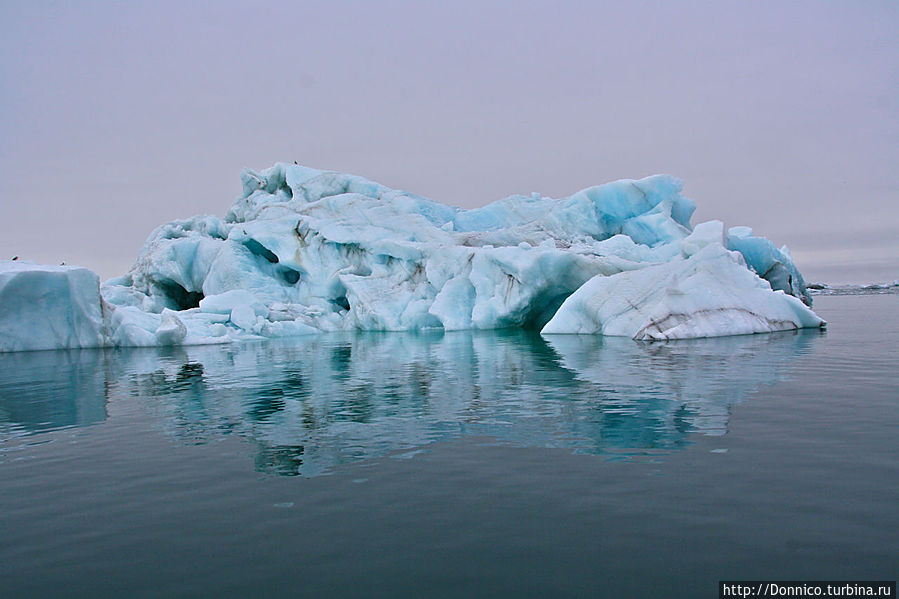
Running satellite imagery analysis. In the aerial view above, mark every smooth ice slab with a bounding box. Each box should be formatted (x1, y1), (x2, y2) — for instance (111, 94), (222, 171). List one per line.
(0, 261), (106, 352)
(1, 163), (824, 351)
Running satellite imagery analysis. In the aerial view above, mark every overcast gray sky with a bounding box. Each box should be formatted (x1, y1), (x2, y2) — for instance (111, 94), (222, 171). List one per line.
(1, 0), (896, 283)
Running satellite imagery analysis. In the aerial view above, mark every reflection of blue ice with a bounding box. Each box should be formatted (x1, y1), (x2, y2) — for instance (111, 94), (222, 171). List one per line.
(0, 330), (821, 475)
(0, 349), (109, 436)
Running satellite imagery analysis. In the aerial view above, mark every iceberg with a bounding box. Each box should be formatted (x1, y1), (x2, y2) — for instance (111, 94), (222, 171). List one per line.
(0, 163), (824, 352)
(0, 261), (106, 352)
(806, 281), (899, 296)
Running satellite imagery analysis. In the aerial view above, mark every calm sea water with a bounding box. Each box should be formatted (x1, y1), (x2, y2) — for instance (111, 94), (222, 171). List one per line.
(1, 295), (896, 598)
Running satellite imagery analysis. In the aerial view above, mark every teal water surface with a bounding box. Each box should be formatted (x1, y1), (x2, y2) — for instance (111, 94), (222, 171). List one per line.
(1, 294), (896, 597)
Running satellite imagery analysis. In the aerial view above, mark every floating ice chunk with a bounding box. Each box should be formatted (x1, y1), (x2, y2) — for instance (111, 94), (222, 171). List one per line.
(155, 309), (187, 345)
(0, 261), (105, 351)
(107, 305), (162, 347)
(230, 304), (258, 330)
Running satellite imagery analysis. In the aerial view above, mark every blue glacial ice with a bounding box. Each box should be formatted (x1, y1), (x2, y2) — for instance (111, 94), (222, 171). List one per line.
(0, 261), (106, 352)
(0, 163), (824, 352)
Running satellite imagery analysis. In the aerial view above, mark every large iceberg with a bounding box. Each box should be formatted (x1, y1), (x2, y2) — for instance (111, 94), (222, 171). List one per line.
(0, 163), (823, 352)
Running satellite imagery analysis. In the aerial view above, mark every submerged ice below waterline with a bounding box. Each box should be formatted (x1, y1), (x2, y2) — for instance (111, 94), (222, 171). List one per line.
(0, 164), (823, 352)
(0, 329), (821, 476)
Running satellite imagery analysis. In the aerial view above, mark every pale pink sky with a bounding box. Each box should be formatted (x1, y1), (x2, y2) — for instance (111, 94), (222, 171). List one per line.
(1, 0), (897, 283)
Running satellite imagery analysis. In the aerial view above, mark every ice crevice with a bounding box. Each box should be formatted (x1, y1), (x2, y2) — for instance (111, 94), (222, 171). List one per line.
(0, 163), (824, 352)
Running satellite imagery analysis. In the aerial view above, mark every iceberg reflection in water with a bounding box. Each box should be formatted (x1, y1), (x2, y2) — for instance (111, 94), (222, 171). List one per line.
(0, 330), (821, 475)
(0, 349), (110, 436)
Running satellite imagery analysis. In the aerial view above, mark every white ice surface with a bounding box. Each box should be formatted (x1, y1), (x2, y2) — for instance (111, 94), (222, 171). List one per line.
(1, 163), (824, 351)
(542, 222), (824, 339)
